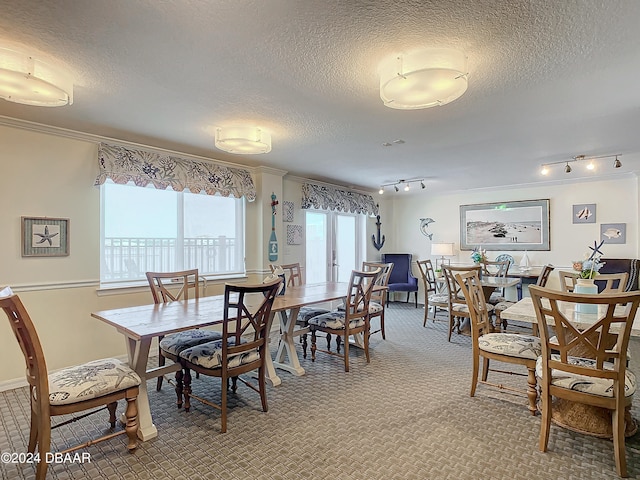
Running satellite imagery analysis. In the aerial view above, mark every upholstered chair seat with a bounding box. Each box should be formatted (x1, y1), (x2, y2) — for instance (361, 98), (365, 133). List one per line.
(479, 333), (541, 360)
(159, 330), (223, 356)
(308, 310), (366, 330)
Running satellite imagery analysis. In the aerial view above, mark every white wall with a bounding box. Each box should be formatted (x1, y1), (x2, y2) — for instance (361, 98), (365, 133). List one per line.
(389, 178), (638, 297)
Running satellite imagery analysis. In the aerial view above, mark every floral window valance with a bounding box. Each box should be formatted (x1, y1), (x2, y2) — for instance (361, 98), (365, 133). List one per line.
(94, 143), (256, 201)
(301, 183), (378, 216)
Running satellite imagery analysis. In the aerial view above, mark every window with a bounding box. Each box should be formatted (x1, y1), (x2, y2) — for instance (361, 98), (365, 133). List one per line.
(100, 182), (245, 285)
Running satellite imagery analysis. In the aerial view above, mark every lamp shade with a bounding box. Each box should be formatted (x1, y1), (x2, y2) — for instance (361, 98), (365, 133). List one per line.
(215, 127), (271, 154)
(431, 242), (454, 257)
(0, 46), (73, 106)
(379, 48), (467, 109)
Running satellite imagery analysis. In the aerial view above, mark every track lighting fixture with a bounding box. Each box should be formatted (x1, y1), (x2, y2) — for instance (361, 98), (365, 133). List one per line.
(378, 178), (426, 194)
(540, 153), (622, 176)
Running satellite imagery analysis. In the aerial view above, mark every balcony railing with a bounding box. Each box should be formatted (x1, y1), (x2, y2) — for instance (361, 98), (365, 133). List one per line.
(103, 236), (238, 281)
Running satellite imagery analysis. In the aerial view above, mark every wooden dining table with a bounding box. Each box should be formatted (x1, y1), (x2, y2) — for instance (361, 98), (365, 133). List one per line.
(500, 297), (640, 438)
(91, 281), (352, 441)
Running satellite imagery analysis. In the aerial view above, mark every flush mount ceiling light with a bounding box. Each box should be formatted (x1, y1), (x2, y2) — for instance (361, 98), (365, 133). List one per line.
(0, 46), (73, 106)
(540, 153), (622, 176)
(214, 127), (271, 154)
(379, 48), (468, 110)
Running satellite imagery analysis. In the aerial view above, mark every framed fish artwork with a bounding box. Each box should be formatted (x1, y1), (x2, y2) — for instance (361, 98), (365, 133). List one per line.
(600, 223), (626, 244)
(572, 203), (596, 224)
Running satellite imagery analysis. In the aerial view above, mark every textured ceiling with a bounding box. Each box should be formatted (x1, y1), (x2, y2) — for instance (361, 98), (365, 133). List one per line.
(1, 0), (640, 194)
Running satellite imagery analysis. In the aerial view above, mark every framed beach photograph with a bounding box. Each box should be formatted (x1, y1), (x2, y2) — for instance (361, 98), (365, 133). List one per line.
(460, 199), (550, 251)
(21, 216), (70, 257)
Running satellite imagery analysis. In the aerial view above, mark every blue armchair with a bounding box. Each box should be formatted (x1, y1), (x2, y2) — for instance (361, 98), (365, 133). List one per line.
(381, 253), (419, 307)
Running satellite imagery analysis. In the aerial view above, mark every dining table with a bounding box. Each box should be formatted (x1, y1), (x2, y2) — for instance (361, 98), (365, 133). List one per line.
(500, 297), (640, 438)
(91, 281), (352, 441)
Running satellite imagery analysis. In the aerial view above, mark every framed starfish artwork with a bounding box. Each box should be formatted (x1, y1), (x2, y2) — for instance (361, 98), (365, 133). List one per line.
(21, 217), (70, 257)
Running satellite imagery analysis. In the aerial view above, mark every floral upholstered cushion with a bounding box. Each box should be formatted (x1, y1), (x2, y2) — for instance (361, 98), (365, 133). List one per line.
(307, 311), (365, 330)
(179, 339), (260, 370)
(48, 358), (141, 406)
(488, 293), (507, 304)
(451, 303), (494, 314)
(159, 329), (223, 356)
(297, 306), (331, 324)
(428, 293), (449, 305)
(478, 333), (541, 360)
(536, 355), (636, 397)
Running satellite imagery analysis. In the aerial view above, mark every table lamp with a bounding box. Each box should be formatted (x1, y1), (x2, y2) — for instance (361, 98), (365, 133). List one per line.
(431, 242), (454, 271)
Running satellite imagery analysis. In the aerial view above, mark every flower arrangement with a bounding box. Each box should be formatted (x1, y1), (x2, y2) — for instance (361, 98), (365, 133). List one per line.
(470, 248), (487, 264)
(572, 240), (605, 279)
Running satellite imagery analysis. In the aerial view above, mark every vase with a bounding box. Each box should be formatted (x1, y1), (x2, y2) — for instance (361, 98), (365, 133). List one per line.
(574, 278), (598, 314)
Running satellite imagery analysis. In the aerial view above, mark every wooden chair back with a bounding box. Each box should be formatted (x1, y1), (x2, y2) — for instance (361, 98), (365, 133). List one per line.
(480, 259), (510, 279)
(0, 292), (49, 416)
(558, 271), (580, 292)
(536, 264), (555, 287)
(596, 272), (629, 293)
(362, 261), (393, 305)
(442, 265), (482, 308)
(146, 269), (200, 303)
(454, 271), (493, 341)
(344, 268), (381, 324)
(416, 259), (437, 295)
(270, 263), (303, 287)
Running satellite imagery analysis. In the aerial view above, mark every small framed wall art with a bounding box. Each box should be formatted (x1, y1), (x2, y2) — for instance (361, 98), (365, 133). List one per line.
(572, 204), (596, 224)
(287, 224), (303, 245)
(283, 201), (294, 222)
(21, 216), (70, 257)
(600, 223), (626, 244)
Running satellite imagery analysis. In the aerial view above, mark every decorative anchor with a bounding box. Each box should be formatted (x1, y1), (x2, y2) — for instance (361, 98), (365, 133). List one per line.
(420, 217), (435, 240)
(268, 192), (279, 261)
(372, 215), (385, 251)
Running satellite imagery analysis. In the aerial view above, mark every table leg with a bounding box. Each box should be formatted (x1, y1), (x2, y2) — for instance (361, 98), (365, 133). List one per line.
(272, 307), (306, 377)
(263, 312), (282, 387)
(126, 337), (157, 441)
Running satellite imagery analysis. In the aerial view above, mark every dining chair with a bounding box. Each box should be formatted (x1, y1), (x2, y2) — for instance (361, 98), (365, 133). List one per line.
(480, 259), (510, 304)
(179, 278), (282, 433)
(362, 261), (394, 340)
(308, 268), (381, 372)
(529, 285), (640, 477)
(494, 264), (555, 332)
(595, 272), (629, 293)
(0, 288), (140, 480)
(269, 263), (330, 357)
(147, 269), (222, 408)
(455, 272), (540, 415)
(442, 265), (489, 342)
(416, 259), (449, 327)
(558, 270), (580, 292)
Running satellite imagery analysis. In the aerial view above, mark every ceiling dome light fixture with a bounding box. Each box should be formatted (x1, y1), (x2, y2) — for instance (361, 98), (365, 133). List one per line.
(0, 46), (73, 106)
(214, 126), (271, 154)
(379, 48), (468, 110)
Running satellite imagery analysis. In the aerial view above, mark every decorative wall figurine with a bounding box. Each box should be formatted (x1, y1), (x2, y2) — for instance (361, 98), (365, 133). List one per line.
(372, 215), (385, 250)
(420, 217), (435, 240)
(269, 192), (279, 261)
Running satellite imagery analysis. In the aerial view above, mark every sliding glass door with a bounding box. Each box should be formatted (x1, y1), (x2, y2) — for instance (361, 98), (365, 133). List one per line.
(305, 210), (363, 283)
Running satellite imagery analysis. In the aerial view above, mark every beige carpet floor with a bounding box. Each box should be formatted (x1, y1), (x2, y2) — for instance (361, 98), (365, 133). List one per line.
(1, 303), (639, 479)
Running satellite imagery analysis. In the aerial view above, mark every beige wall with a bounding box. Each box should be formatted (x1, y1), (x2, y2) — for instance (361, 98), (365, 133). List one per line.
(1, 121), (638, 386)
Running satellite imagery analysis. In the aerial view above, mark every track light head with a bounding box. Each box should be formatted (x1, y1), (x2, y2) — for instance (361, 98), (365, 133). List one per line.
(378, 187), (384, 195)
(394, 185), (399, 192)
(420, 181), (425, 189)
(614, 156), (622, 168)
(564, 163), (572, 173)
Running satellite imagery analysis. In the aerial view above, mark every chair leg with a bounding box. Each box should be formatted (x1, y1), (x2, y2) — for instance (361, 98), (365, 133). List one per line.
(447, 312), (455, 342)
(343, 334), (350, 372)
(183, 369), (192, 412)
(124, 389), (139, 451)
(231, 376), (238, 393)
(364, 324), (370, 364)
(310, 330), (317, 362)
(156, 339), (165, 391)
(326, 333), (332, 350)
(221, 375), (228, 434)
(35, 414), (51, 480)
(336, 335), (342, 354)
(539, 385), (552, 452)
(414, 291), (418, 308)
(613, 399), (627, 477)
(481, 357), (490, 382)
(258, 365), (268, 413)
(28, 406), (38, 454)
(380, 312), (386, 340)
(301, 333), (308, 359)
(107, 401), (118, 428)
(526, 366), (537, 416)
(175, 368), (184, 409)
(423, 298), (429, 327)
(470, 352), (479, 397)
